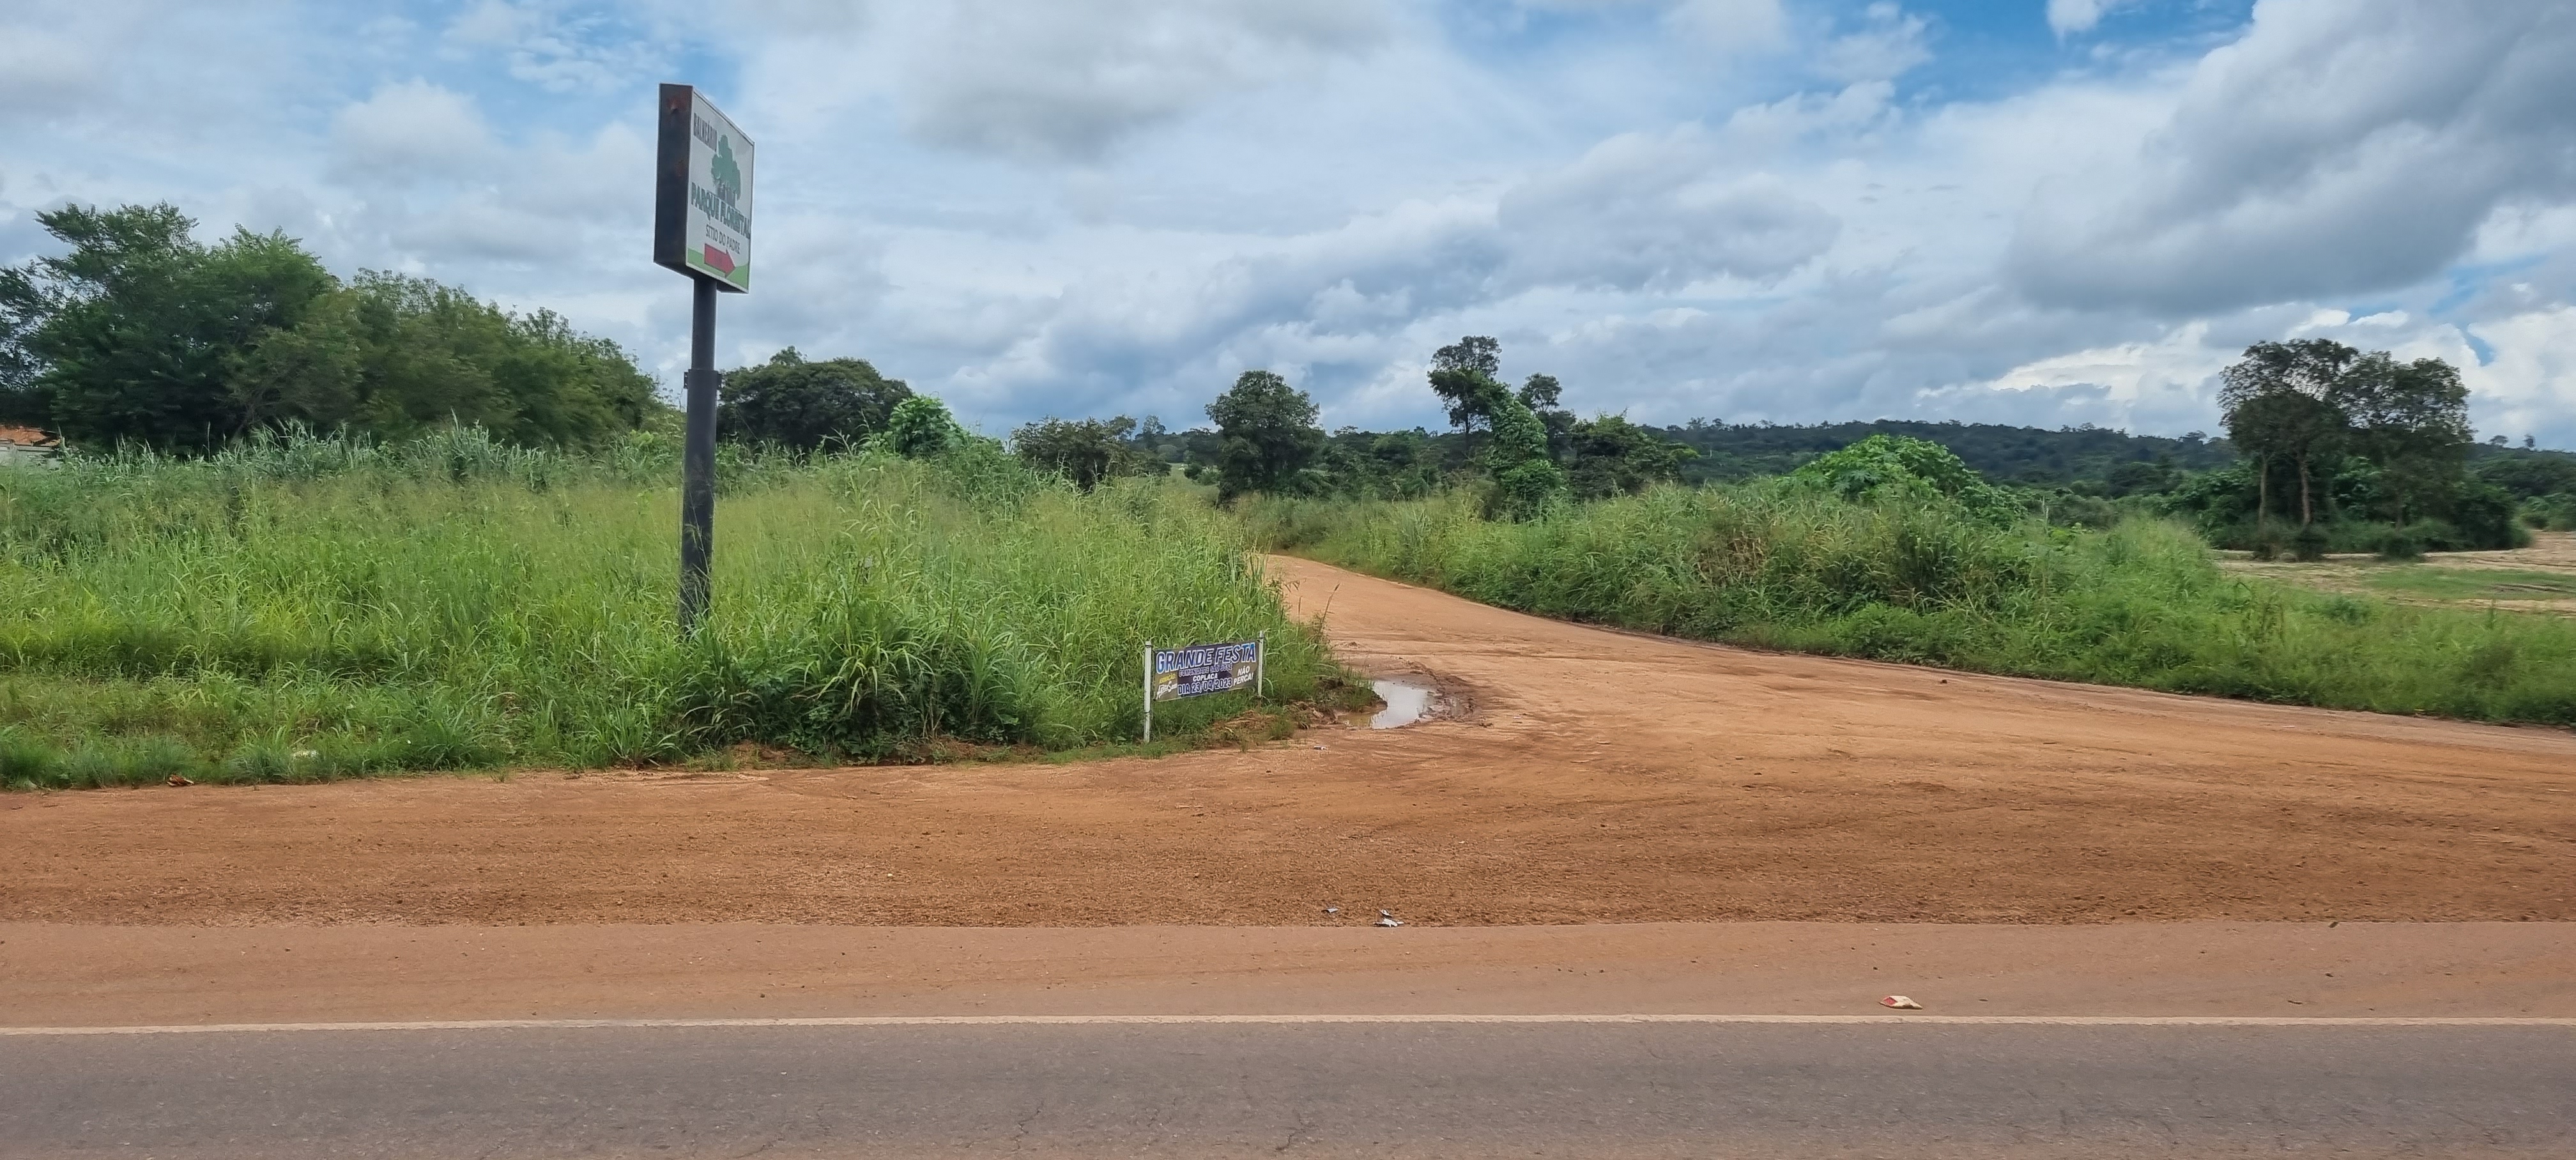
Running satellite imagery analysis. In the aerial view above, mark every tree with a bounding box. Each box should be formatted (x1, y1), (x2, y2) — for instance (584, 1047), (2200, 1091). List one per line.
(1427, 335), (1508, 457)
(881, 395), (965, 459)
(1206, 370), (1322, 501)
(1, 203), (659, 452)
(2334, 353), (2471, 528)
(1, 258), (50, 425)
(2219, 339), (2357, 527)
(7, 204), (334, 450)
(238, 272), (656, 448)
(1483, 390), (1566, 519)
(718, 347), (912, 451)
(1518, 373), (1575, 460)
(1366, 428), (1445, 498)
(2102, 457), (2184, 498)
(227, 289), (364, 434)
(1565, 414), (1695, 500)
(1013, 415), (1155, 490)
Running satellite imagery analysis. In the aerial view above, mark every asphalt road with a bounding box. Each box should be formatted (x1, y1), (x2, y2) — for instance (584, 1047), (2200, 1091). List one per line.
(7, 1018), (2572, 1158)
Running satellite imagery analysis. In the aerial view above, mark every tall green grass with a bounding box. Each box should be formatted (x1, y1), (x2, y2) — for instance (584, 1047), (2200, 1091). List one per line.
(1248, 487), (2576, 726)
(0, 430), (1336, 790)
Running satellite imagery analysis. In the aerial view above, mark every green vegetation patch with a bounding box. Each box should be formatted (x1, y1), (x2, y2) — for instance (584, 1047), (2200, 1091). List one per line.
(0, 431), (1341, 790)
(2362, 567), (2576, 603)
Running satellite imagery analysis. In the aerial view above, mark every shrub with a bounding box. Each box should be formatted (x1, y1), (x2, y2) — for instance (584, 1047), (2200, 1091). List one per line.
(879, 397), (965, 459)
(2523, 492), (2576, 531)
(1786, 434), (2019, 524)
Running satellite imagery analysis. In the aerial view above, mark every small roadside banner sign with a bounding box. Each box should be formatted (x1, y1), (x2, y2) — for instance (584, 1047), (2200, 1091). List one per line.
(1154, 640), (1261, 701)
(1141, 636), (1265, 741)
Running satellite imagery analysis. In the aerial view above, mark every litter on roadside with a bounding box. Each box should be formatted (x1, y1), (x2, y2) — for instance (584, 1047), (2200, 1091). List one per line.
(1880, 995), (1923, 1010)
(1376, 909), (1404, 927)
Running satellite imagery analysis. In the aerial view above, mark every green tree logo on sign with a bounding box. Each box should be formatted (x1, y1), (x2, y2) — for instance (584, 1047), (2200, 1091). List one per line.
(712, 137), (743, 206)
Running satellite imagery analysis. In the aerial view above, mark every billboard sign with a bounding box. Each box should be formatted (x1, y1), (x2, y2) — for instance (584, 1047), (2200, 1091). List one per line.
(654, 84), (753, 292)
(1153, 639), (1261, 701)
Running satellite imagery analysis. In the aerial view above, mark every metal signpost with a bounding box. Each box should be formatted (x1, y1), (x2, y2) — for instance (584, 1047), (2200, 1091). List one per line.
(1142, 633), (1265, 742)
(653, 83), (755, 634)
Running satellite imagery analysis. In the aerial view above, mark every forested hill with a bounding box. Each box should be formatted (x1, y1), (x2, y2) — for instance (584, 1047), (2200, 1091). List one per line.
(1648, 419), (2240, 489)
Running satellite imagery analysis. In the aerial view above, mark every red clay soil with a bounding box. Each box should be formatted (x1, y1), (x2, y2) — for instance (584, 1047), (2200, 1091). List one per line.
(10, 922), (2573, 1026)
(3, 556), (2571, 927)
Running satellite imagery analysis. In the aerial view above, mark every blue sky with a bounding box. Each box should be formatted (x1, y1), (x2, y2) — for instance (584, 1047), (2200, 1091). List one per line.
(3, 0), (2571, 445)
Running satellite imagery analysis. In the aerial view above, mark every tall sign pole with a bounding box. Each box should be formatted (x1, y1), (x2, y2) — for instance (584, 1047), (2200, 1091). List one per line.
(680, 276), (717, 630)
(654, 84), (754, 634)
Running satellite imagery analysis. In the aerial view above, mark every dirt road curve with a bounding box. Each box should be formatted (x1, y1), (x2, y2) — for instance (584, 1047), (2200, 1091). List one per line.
(4, 556), (2571, 926)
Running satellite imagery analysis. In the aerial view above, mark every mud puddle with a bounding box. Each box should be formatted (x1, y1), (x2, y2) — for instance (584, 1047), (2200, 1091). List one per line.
(1371, 679), (1434, 728)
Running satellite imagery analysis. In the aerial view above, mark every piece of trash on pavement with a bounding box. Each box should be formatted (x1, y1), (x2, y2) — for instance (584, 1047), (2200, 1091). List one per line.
(1376, 909), (1404, 928)
(166, 774), (194, 787)
(1880, 995), (1922, 1010)
(1324, 906), (1341, 915)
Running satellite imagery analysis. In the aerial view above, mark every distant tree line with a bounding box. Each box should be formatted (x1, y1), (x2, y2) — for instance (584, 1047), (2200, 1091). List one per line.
(1646, 418), (2240, 491)
(997, 336), (1696, 515)
(1, 204), (659, 452)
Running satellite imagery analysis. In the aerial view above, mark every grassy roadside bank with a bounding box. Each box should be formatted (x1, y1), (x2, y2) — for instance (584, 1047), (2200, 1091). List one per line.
(1, 432), (1344, 790)
(1247, 487), (2576, 727)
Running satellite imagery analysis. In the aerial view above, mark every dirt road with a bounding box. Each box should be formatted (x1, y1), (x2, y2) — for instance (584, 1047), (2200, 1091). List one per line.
(4, 556), (2571, 926)
(6, 921), (2572, 1026)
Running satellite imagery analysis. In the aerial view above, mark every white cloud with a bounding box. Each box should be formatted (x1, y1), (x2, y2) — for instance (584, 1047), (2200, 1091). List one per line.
(445, 0), (536, 47)
(440, 0), (668, 93)
(1667, 0), (1788, 51)
(329, 81), (493, 181)
(1498, 127), (1838, 291)
(890, 0), (1390, 163)
(0, 25), (111, 112)
(2046, 0), (2138, 37)
(1512, 0), (1790, 56)
(2010, 0), (2576, 315)
(0, 0), (309, 136)
(1941, 303), (2576, 447)
(2464, 307), (2576, 446)
(1971, 321), (2232, 430)
(1813, 3), (1928, 84)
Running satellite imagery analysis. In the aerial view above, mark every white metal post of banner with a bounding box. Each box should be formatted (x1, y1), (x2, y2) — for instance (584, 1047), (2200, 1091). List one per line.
(1257, 630), (1267, 700)
(1142, 642), (1154, 744)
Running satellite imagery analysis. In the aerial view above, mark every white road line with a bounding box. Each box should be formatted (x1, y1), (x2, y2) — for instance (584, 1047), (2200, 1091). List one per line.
(5, 1014), (2572, 1036)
